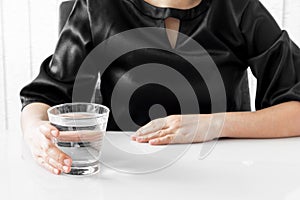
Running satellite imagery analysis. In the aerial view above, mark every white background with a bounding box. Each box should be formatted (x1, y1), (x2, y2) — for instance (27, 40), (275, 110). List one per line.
(0, 0), (300, 132)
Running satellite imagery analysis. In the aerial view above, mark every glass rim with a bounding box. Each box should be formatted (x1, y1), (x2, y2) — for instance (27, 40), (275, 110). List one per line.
(47, 102), (110, 120)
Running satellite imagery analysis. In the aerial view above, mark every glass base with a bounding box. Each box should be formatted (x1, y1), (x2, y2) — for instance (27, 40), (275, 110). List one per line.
(64, 163), (100, 176)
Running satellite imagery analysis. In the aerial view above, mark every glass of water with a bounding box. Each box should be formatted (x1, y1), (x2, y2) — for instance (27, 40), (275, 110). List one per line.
(47, 103), (110, 176)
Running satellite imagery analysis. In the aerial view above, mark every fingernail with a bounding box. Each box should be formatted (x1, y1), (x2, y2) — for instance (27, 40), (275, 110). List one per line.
(149, 139), (157, 145)
(51, 130), (58, 137)
(64, 159), (71, 166)
(63, 166), (69, 173)
(131, 135), (136, 140)
(54, 168), (59, 175)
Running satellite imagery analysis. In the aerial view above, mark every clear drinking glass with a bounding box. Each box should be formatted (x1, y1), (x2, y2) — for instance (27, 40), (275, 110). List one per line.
(47, 103), (110, 176)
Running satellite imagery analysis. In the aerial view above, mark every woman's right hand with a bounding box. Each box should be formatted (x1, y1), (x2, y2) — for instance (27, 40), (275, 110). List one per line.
(23, 121), (72, 175)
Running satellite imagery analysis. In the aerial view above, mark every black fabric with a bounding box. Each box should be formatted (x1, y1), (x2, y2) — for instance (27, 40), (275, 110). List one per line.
(58, 0), (75, 33)
(20, 0), (300, 131)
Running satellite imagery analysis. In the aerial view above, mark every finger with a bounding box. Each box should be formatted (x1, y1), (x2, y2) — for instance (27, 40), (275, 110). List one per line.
(149, 134), (175, 145)
(58, 130), (102, 142)
(136, 118), (167, 136)
(46, 147), (72, 173)
(38, 153), (62, 173)
(36, 156), (61, 175)
(39, 123), (59, 138)
(43, 153), (70, 173)
(135, 130), (169, 143)
(131, 135), (137, 141)
(41, 141), (72, 173)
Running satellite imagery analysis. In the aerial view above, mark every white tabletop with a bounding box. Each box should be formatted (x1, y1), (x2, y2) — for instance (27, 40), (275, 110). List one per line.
(1, 131), (300, 200)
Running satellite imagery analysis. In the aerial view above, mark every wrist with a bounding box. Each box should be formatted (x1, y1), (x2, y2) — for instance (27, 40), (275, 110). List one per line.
(220, 111), (256, 138)
(209, 113), (228, 139)
(197, 114), (227, 141)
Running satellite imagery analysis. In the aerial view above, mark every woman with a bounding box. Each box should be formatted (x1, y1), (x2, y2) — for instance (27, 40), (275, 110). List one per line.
(20, 0), (300, 175)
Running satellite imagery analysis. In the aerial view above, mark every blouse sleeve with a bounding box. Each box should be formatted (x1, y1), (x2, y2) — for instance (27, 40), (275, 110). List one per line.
(240, 0), (300, 110)
(20, 0), (94, 109)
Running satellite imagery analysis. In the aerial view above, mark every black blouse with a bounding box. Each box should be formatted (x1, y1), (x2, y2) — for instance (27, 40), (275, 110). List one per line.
(20, 0), (300, 131)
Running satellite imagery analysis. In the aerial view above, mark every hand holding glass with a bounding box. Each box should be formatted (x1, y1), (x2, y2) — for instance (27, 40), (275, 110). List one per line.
(47, 103), (109, 176)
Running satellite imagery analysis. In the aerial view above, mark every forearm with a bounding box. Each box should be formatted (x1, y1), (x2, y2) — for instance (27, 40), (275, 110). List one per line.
(220, 101), (300, 139)
(21, 103), (51, 133)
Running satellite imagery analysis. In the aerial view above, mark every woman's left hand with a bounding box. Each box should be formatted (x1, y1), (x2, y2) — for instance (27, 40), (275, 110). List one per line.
(131, 114), (223, 145)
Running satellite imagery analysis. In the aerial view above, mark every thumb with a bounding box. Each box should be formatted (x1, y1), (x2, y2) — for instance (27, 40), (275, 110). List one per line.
(39, 122), (60, 138)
